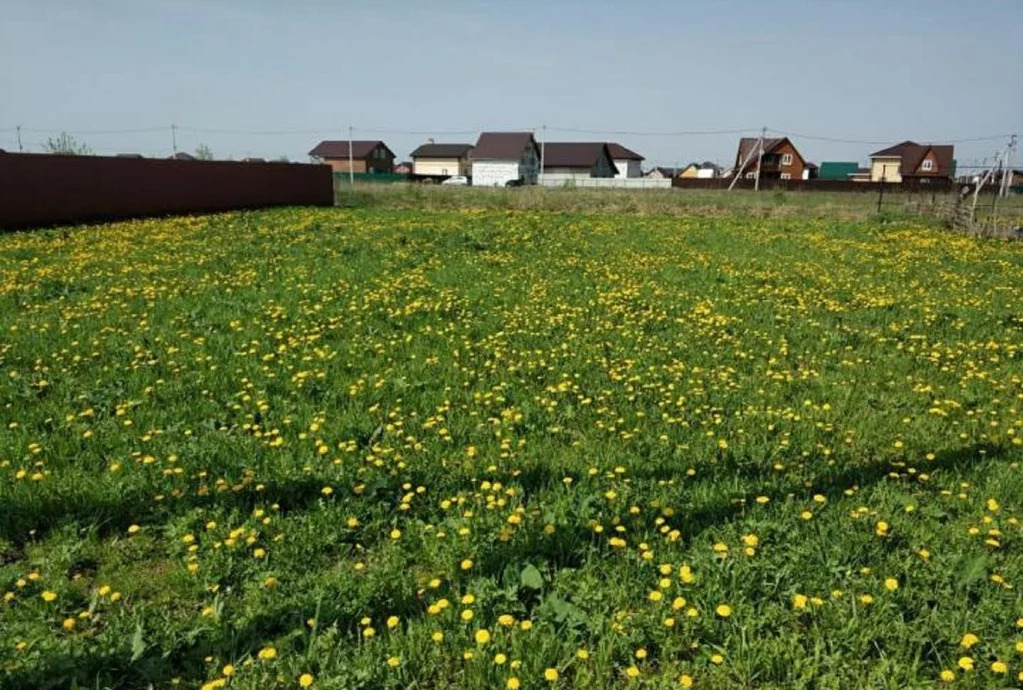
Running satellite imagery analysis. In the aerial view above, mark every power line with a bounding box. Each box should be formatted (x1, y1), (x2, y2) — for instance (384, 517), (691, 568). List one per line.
(546, 126), (758, 137)
(766, 128), (1014, 146)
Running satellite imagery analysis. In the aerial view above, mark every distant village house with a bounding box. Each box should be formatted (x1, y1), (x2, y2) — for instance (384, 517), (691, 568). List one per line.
(606, 143), (644, 178)
(410, 142), (474, 180)
(471, 132), (540, 186)
(733, 137), (806, 181)
(541, 143), (617, 182)
(308, 140), (395, 174)
(869, 141), (954, 182)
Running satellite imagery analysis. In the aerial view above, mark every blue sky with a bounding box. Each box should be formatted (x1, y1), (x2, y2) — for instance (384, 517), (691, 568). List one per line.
(2, 0), (1020, 168)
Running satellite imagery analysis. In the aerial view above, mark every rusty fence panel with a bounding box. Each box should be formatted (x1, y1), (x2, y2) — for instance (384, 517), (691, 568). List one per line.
(0, 153), (334, 230)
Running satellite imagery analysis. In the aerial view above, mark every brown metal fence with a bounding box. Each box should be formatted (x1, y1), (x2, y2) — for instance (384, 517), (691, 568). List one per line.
(0, 153), (334, 230)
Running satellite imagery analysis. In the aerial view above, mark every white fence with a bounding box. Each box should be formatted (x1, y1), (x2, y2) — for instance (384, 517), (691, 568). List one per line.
(539, 177), (672, 189)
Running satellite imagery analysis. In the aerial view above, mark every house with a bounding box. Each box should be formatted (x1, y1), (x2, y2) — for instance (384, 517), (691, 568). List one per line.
(696, 161), (721, 179)
(308, 140), (395, 174)
(409, 142), (474, 179)
(393, 161), (413, 175)
(470, 132), (540, 186)
(678, 163), (702, 179)
(541, 143), (617, 182)
(644, 167), (680, 179)
(676, 162), (720, 179)
(733, 137), (806, 180)
(803, 162), (819, 180)
(606, 143), (644, 178)
(869, 141), (954, 182)
(818, 161), (859, 180)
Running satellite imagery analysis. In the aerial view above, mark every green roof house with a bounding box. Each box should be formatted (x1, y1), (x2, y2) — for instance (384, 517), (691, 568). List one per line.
(818, 162), (860, 180)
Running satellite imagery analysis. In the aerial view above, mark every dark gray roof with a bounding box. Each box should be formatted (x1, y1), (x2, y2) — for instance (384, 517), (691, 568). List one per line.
(606, 143), (644, 160)
(472, 132), (538, 160)
(542, 142), (613, 169)
(410, 143), (474, 158)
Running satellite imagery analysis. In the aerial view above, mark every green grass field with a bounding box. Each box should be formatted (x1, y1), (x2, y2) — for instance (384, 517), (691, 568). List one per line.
(2, 206), (1022, 689)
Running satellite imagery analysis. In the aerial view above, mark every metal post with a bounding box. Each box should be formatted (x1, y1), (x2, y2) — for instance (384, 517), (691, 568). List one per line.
(16, 125), (22, 152)
(754, 126), (765, 192)
(877, 177), (884, 214)
(171, 123), (177, 154)
(348, 125), (354, 186)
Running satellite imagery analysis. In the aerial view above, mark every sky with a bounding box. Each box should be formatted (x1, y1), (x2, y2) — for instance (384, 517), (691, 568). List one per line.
(2, 0), (1021, 169)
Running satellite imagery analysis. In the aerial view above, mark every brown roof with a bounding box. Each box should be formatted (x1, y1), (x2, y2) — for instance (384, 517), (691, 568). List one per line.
(309, 140), (392, 159)
(606, 143), (644, 161)
(472, 132), (538, 160)
(735, 137), (786, 165)
(869, 141), (954, 176)
(410, 143), (474, 159)
(542, 142), (614, 169)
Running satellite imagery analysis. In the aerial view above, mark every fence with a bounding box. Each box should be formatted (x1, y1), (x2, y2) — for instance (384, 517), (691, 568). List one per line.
(671, 178), (957, 193)
(0, 153), (334, 230)
(932, 185), (1023, 238)
(540, 177), (672, 189)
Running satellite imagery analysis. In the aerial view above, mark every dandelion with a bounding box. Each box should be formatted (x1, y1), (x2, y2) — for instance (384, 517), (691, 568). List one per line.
(884, 578), (899, 591)
(507, 678), (521, 689)
(460, 559), (473, 570)
(939, 669), (955, 682)
(61, 618), (76, 631)
(715, 604), (732, 618)
(386, 615), (399, 629)
(386, 656), (400, 668)
(494, 653), (507, 665)
(957, 656), (974, 671)
(431, 630), (443, 643)
(544, 668), (559, 681)
(710, 654), (724, 665)
(475, 629), (491, 644)
(258, 646), (277, 661)
(576, 649), (590, 660)
(792, 594), (808, 610)
(625, 666), (640, 678)
(223, 665), (235, 677)
(991, 661), (1007, 674)
(299, 673), (314, 687)
(960, 633), (979, 649)
(41, 591), (57, 602)
(635, 648), (647, 660)
(390, 529), (401, 540)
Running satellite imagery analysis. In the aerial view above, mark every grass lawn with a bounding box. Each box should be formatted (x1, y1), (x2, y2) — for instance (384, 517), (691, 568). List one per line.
(1, 206), (1022, 689)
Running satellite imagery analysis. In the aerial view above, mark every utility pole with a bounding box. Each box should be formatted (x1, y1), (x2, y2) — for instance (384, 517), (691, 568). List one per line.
(728, 130), (765, 191)
(1000, 134), (1017, 197)
(348, 124), (354, 186)
(171, 123), (177, 154)
(16, 125), (22, 152)
(754, 126), (766, 192)
(539, 124), (546, 186)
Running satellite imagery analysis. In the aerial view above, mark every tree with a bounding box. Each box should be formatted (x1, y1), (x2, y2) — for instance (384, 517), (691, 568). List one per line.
(194, 143), (214, 160)
(276, 155), (290, 163)
(43, 132), (92, 156)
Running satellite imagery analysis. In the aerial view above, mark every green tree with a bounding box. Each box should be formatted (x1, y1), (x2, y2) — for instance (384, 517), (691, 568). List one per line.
(194, 143), (214, 160)
(43, 132), (93, 155)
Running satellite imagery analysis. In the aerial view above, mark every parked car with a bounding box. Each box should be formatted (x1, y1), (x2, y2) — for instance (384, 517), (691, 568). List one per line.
(441, 175), (469, 186)
(504, 177), (525, 188)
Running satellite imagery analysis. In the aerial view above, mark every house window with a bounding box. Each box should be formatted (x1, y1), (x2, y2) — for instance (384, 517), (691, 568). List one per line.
(921, 159), (934, 171)
(781, 153), (793, 165)
(745, 172), (756, 179)
(780, 173), (791, 180)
